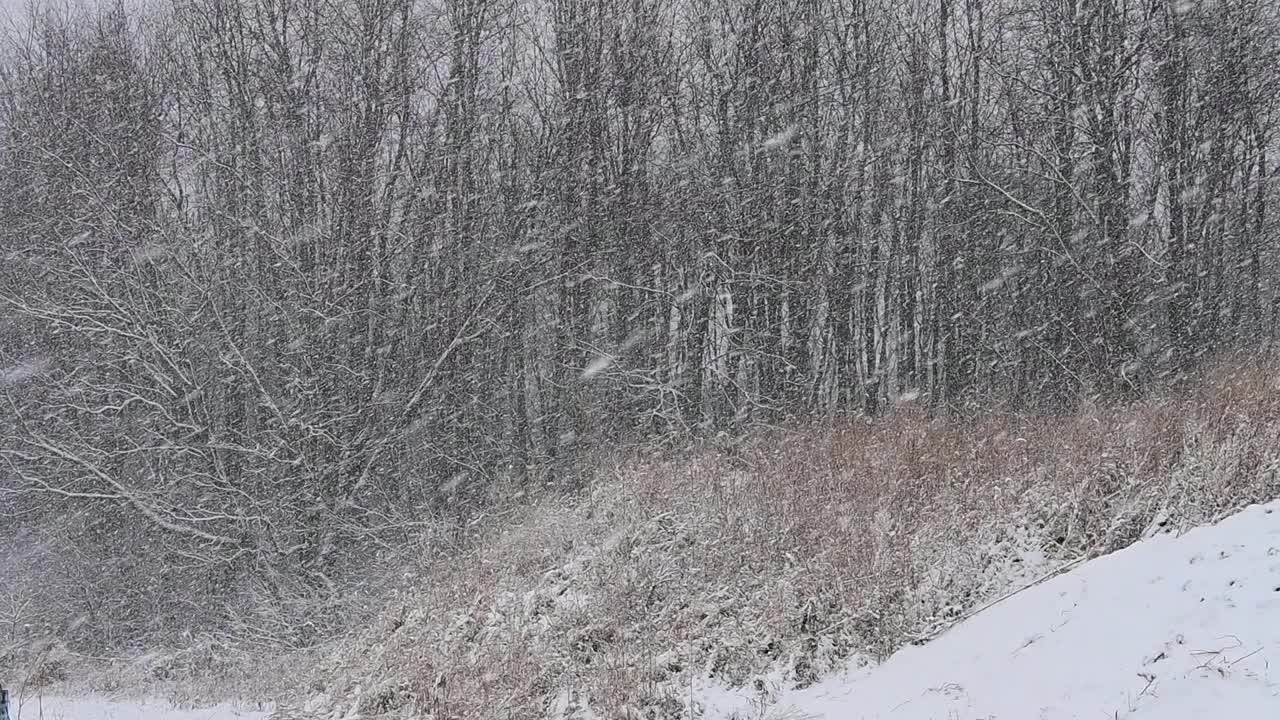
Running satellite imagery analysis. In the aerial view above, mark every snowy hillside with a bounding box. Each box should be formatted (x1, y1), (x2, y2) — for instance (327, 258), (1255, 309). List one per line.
(10, 506), (1279, 720)
(719, 501), (1280, 720)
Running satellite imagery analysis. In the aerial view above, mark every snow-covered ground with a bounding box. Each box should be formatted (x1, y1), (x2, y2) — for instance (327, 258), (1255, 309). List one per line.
(12, 501), (1279, 720)
(722, 500), (1280, 719)
(7, 696), (268, 720)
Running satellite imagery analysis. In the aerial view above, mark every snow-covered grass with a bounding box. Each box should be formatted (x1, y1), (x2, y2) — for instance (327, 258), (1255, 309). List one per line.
(306, 357), (1280, 719)
(7, 359), (1278, 718)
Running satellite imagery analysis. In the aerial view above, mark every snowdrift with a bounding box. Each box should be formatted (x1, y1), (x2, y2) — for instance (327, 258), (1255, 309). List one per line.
(747, 500), (1280, 719)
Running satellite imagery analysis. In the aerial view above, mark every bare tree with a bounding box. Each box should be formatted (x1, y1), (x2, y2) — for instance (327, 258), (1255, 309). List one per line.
(0, 0), (1277, 654)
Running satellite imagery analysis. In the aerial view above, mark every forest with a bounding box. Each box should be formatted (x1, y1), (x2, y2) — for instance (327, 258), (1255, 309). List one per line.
(0, 0), (1276, 654)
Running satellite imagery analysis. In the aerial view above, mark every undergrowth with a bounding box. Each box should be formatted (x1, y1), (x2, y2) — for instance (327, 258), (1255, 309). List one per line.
(295, 356), (1280, 720)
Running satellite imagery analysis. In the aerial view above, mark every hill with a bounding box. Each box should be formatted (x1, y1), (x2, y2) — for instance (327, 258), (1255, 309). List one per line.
(740, 500), (1280, 719)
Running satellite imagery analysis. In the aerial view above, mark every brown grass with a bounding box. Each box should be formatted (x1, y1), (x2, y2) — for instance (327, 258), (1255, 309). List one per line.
(313, 355), (1280, 720)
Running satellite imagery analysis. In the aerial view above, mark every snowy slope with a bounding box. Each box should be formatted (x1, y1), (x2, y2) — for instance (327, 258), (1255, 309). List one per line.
(12, 503), (1279, 720)
(757, 501), (1280, 720)
(8, 696), (268, 720)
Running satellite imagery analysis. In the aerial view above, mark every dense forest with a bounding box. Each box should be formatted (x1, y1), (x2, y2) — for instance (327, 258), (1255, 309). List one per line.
(0, 0), (1277, 650)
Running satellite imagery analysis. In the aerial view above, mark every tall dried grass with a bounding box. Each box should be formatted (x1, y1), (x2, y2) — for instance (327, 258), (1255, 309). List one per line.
(310, 356), (1280, 720)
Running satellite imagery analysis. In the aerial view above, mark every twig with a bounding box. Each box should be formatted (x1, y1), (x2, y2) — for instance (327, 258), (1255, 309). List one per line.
(1229, 647), (1264, 667)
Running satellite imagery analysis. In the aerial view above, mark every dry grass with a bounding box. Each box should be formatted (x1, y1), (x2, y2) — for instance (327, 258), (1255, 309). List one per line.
(309, 356), (1280, 720)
